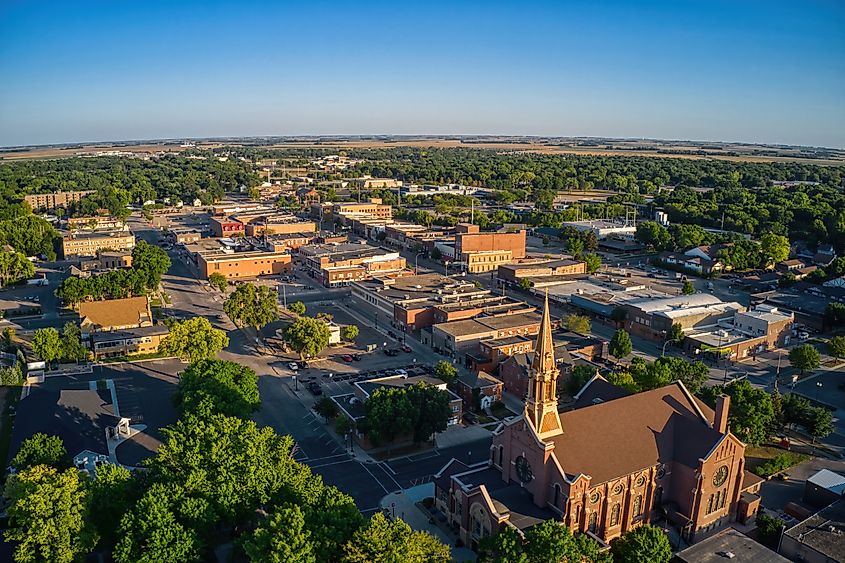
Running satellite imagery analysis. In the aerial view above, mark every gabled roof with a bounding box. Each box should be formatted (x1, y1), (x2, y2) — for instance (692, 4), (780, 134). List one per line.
(459, 370), (502, 390)
(551, 382), (721, 484)
(79, 296), (151, 330)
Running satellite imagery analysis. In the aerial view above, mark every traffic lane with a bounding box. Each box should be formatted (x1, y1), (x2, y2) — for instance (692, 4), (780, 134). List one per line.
(310, 457), (399, 512)
(384, 435), (493, 488)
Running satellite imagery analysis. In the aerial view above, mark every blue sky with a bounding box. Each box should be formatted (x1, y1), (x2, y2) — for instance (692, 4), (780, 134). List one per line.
(1, 1), (843, 147)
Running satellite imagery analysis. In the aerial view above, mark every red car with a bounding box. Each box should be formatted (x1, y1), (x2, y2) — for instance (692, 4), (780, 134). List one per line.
(401, 345), (412, 353)
(341, 354), (354, 362)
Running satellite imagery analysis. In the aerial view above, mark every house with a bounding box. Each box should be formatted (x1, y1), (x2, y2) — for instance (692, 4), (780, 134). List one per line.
(660, 249), (724, 275)
(90, 325), (170, 360)
(457, 371), (503, 412)
(78, 296), (153, 336)
(433, 295), (762, 549)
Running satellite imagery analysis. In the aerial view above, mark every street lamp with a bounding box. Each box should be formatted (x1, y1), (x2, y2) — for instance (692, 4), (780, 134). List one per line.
(662, 337), (681, 357)
(815, 381), (823, 403)
(293, 375), (298, 391)
(414, 251), (424, 274)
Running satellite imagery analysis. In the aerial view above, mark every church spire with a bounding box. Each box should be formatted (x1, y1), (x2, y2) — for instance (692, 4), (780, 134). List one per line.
(524, 291), (563, 440)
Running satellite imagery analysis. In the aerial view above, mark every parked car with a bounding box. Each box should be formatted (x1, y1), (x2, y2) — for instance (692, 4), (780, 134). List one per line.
(798, 331), (809, 340)
(401, 345), (412, 353)
(308, 382), (322, 396)
(351, 354), (362, 361)
(288, 362), (299, 371)
(384, 348), (399, 357)
(341, 354), (353, 362)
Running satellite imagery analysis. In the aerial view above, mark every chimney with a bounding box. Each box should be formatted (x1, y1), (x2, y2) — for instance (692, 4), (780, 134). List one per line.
(714, 395), (730, 434)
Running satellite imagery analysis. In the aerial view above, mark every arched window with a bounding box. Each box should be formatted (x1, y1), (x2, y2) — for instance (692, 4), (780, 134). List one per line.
(654, 486), (663, 507)
(588, 511), (597, 532)
(633, 495), (643, 517)
(573, 505), (582, 528)
(498, 445), (504, 466)
(553, 484), (561, 508)
(707, 494), (714, 514)
(720, 488), (727, 509)
(610, 503), (621, 527)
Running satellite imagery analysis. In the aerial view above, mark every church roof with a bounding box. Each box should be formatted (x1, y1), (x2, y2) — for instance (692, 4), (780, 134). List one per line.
(552, 382), (721, 485)
(531, 292), (556, 374)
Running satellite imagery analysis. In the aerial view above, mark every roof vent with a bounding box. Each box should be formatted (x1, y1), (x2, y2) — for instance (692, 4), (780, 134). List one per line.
(721, 552), (735, 559)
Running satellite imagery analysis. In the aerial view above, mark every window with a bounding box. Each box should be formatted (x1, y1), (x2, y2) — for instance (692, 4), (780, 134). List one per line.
(610, 503), (620, 527)
(633, 495), (643, 517)
(588, 511), (597, 532)
(553, 484), (561, 508)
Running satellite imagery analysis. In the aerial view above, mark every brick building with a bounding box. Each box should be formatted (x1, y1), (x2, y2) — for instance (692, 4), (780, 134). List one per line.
(433, 295), (763, 550)
(299, 243), (406, 287)
(623, 294), (744, 342)
(195, 249), (292, 280)
(61, 231), (136, 259)
(454, 224), (526, 274)
(497, 258), (587, 284)
(427, 311), (542, 365)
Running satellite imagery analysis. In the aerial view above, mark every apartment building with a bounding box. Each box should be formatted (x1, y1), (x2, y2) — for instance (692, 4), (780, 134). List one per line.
(61, 231), (136, 259)
(24, 190), (95, 210)
(66, 216), (127, 232)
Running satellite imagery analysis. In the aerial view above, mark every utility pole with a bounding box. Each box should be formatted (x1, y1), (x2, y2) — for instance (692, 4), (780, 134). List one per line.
(471, 198), (475, 224)
(282, 284), (287, 308)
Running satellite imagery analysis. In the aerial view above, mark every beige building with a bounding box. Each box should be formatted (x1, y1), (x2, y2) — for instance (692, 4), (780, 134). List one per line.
(61, 231), (136, 259)
(91, 325), (169, 359)
(97, 251), (133, 270)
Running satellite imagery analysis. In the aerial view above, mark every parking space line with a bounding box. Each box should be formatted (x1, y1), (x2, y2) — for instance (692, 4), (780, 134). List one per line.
(360, 463), (391, 496)
(379, 462), (397, 476)
(373, 463), (403, 492)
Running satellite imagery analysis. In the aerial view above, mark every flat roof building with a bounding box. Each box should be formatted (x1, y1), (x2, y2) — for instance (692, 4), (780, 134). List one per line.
(561, 219), (637, 239)
(298, 242), (406, 287)
(24, 190), (95, 210)
(61, 231), (136, 259)
(427, 310), (542, 363)
(780, 498), (845, 563)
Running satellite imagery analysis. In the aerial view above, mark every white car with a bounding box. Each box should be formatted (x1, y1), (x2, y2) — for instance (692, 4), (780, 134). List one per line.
(797, 332), (809, 340)
(288, 362), (299, 371)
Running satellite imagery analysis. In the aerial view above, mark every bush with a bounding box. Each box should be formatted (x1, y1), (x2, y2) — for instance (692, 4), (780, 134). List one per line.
(754, 453), (808, 478)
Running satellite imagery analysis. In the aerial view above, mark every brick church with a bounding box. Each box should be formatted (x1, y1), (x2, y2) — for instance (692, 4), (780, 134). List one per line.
(434, 294), (763, 550)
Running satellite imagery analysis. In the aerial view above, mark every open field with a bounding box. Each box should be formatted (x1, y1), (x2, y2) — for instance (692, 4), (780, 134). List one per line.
(3, 137), (844, 165)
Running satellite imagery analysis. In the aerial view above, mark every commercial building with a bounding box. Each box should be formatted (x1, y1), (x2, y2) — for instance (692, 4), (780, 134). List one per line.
(675, 528), (789, 563)
(622, 293), (745, 342)
(780, 498), (845, 563)
(91, 325), (170, 360)
(383, 224), (453, 252)
(433, 296), (763, 549)
(348, 177), (402, 189)
(350, 273), (530, 333)
(426, 310), (542, 363)
(192, 238), (293, 280)
(211, 202), (272, 216)
(497, 258), (587, 285)
(561, 220), (637, 239)
(61, 231), (136, 259)
(79, 296), (154, 337)
(209, 212), (315, 237)
(24, 190), (95, 210)
(298, 242), (406, 287)
(167, 227), (202, 245)
(682, 305), (795, 362)
(454, 224), (526, 273)
(311, 200), (393, 222)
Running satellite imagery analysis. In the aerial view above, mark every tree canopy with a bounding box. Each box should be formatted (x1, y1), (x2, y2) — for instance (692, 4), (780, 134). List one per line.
(223, 282), (279, 330)
(160, 317), (229, 363)
(284, 316), (331, 360)
(175, 359), (260, 419)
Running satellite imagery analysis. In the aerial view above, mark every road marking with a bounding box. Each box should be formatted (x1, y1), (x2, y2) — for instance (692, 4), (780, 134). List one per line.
(374, 463), (403, 492)
(308, 459), (356, 470)
(379, 462), (397, 475)
(359, 462), (391, 495)
(408, 451), (441, 462)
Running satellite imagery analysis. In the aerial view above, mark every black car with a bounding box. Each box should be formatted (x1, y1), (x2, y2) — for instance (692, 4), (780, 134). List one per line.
(351, 354), (362, 361)
(308, 383), (323, 396)
(387, 330), (397, 339)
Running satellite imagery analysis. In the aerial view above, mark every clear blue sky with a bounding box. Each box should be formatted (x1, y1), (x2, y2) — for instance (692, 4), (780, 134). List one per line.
(1, 0), (843, 147)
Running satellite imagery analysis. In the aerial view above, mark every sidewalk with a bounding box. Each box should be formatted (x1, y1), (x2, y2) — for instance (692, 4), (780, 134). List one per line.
(380, 484), (477, 562)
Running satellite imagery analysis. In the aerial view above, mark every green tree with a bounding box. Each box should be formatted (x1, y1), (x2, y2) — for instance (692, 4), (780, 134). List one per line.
(11, 433), (69, 471)
(175, 359), (260, 419)
(567, 364), (597, 395)
(341, 512), (450, 563)
(88, 463), (135, 549)
(583, 253), (601, 274)
(829, 335), (845, 359)
(288, 301), (307, 315)
(609, 329), (633, 360)
(224, 283), (279, 330)
(478, 525), (527, 563)
(434, 360), (458, 384)
(341, 324), (359, 341)
(284, 316), (332, 360)
(60, 322), (88, 361)
(759, 233), (790, 267)
(314, 397), (340, 421)
(806, 407), (834, 440)
(524, 520), (609, 563)
(363, 387), (415, 446)
(406, 383), (451, 443)
(607, 370), (640, 393)
(635, 221), (672, 251)
(160, 317), (229, 363)
(699, 380), (774, 445)
(4, 465), (98, 563)
(565, 314), (591, 335)
(131, 240), (172, 290)
(667, 323), (685, 345)
(208, 272), (228, 293)
(756, 513), (785, 549)
(682, 280), (696, 295)
(519, 278), (532, 291)
(113, 482), (203, 563)
(653, 357), (709, 394)
(789, 344), (820, 376)
(0, 249), (35, 287)
(611, 524), (672, 563)
(32, 327), (62, 365)
(566, 237), (585, 259)
(335, 415), (352, 436)
(826, 303), (845, 326)
(243, 505), (316, 563)
(610, 306), (627, 327)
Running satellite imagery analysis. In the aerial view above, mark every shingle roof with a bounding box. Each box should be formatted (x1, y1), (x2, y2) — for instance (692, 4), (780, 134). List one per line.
(552, 382), (719, 484)
(79, 296), (151, 330)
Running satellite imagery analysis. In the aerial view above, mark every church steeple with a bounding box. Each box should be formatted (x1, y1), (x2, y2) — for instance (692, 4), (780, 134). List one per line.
(525, 291), (563, 440)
